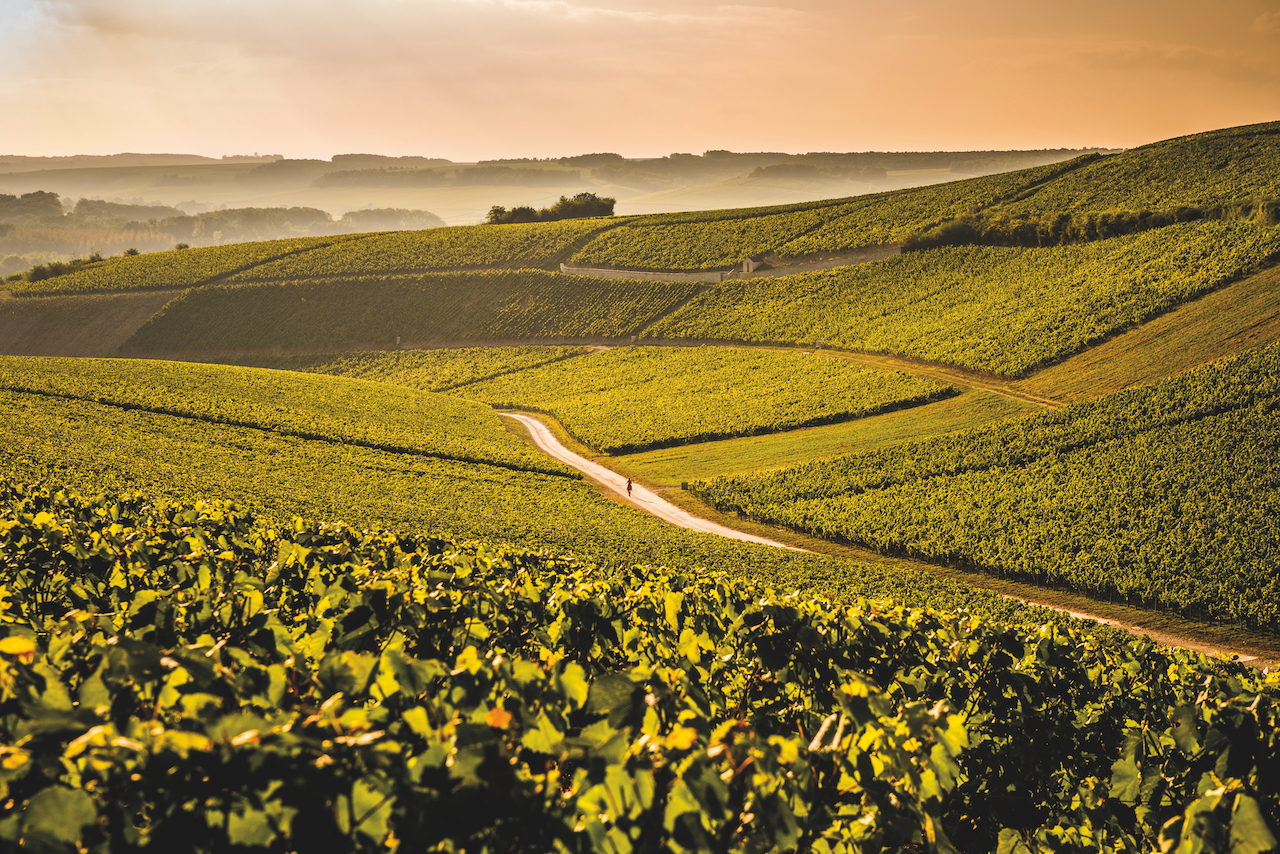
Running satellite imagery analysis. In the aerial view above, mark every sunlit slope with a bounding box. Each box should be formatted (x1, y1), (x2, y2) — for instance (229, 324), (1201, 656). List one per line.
(0, 367), (1076, 628)
(1006, 121), (1280, 215)
(122, 270), (699, 355)
(0, 355), (568, 475)
(228, 218), (613, 281)
(696, 341), (1280, 629)
(454, 346), (953, 453)
(1014, 263), (1280, 401)
(570, 159), (1085, 272)
(233, 346), (588, 392)
(646, 220), (1280, 376)
(8, 236), (352, 296)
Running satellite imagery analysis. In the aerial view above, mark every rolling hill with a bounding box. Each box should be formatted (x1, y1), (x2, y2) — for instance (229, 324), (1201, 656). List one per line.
(3, 121), (1280, 852)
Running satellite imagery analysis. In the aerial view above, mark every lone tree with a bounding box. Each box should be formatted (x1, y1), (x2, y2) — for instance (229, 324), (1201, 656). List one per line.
(486, 192), (615, 225)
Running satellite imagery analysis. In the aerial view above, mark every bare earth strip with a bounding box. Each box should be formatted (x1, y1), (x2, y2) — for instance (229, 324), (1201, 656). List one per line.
(505, 410), (1280, 668)
(0, 290), (184, 357)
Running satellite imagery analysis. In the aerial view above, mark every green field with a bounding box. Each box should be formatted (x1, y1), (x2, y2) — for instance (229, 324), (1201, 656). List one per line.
(1005, 120), (1280, 215)
(647, 220), (1280, 376)
(0, 356), (571, 475)
(8, 235), (350, 296)
(231, 345), (588, 391)
(229, 218), (612, 280)
(122, 270), (701, 355)
(455, 346), (952, 453)
(696, 342), (1280, 628)
(613, 389), (1038, 487)
(1013, 263), (1280, 401)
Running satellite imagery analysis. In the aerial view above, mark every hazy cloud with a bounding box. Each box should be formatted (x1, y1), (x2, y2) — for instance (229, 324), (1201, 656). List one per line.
(1, 0), (1277, 158)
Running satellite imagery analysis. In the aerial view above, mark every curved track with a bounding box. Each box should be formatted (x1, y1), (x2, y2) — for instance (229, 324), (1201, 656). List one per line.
(504, 411), (1278, 668)
(502, 412), (806, 552)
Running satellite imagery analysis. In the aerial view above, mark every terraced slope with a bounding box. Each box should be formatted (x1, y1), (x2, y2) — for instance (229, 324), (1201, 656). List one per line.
(8, 236), (350, 296)
(569, 158), (1088, 272)
(0, 290), (180, 356)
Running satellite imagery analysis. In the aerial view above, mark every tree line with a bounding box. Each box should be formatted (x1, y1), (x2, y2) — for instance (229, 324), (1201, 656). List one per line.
(486, 192), (616, 225)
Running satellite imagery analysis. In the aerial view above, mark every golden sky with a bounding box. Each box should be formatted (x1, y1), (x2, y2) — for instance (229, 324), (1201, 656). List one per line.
(3, 0), (1279, 159)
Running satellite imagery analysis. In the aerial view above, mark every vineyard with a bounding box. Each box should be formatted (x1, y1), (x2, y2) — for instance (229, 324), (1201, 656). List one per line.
(647, 220), (1280, 376)
(8, 236), (349, 296)
(0, 481), (1276, 852)
(229, 219), (612, 280)
(567, 205), (863, 271)
(695, 341), (1280, 629)
(568, 158), (1088, 272)
(456, 346), (953, 453)
(121, 271), (701, 355)
(0, 356), (569, 476)
(5, 118), (1280, 852)
(773, 158), (1092, 258)
(1004, 120), (1280, 215)
(234, 345), (588, 391)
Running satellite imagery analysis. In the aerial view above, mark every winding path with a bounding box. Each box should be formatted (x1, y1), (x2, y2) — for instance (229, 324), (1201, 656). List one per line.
(501, 412), (806, 552)
(503, 411), (1277, 668)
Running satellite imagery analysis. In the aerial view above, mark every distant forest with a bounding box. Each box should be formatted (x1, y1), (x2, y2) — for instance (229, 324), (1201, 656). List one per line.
(0, 192), (444, 277)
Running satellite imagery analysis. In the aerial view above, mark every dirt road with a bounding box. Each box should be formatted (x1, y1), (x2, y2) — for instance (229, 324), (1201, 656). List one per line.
(504, 411), (1278, 668)
(502, 413), (807, 552)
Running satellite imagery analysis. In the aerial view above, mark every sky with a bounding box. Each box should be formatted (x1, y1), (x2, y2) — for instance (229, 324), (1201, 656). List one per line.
(2, 0), (1278, 160)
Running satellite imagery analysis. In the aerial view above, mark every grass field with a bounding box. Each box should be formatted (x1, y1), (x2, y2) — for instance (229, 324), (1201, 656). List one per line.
(1013, 263), (1280, 401)
(611, 389), (1038, 487)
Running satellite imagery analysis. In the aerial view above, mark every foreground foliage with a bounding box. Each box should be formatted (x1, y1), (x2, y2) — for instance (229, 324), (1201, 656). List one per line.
(456, 346), (953, 453)
(0, 482), (1275, 853)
